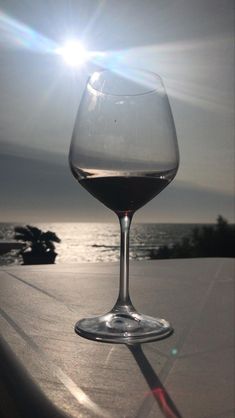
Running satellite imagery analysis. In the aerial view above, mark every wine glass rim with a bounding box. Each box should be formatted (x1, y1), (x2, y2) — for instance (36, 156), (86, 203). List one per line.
(87, 68), (165, 97)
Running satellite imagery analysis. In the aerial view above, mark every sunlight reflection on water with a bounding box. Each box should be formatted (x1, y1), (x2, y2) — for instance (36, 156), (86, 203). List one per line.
(0, 222), (196, 265)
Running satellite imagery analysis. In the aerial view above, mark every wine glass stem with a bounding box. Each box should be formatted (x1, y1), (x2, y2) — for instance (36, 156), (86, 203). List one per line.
(117, 213), (133, 307)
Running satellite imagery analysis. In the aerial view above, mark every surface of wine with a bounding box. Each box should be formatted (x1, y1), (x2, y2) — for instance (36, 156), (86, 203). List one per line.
(79, 176), (169, 214)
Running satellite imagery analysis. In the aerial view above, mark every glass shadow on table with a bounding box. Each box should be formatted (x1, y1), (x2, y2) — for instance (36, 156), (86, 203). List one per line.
(128, 344), (183, 418)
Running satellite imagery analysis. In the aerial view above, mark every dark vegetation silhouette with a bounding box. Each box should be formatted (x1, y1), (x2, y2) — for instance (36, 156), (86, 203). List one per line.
(149, 216), (235, 259)
(14, 225), (61, 265)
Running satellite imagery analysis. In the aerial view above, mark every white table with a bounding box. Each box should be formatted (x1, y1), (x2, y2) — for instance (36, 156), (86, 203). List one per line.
(0, 258), (234, 418)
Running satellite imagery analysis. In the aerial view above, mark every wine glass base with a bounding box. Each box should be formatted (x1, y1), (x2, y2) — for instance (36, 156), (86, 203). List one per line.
(74, 310), (173, 344)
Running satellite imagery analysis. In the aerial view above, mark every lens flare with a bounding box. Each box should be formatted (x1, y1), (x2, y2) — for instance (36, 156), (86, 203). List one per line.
(56, 40), (88, 67)
(0, 9), (57, 53)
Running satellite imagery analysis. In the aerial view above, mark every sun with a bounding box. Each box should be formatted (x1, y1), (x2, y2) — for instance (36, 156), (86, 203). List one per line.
(57, 40), (88, 68)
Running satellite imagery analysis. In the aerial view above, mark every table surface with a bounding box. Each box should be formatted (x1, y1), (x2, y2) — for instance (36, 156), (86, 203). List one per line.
(0, 258), (234, 418)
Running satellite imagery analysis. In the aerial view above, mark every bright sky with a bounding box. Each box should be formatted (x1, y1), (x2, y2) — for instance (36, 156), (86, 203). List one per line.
(0, 0), (234, 223)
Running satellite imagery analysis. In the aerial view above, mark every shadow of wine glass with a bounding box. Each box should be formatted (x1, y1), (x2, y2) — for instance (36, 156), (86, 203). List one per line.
(127, 344), (183, 418)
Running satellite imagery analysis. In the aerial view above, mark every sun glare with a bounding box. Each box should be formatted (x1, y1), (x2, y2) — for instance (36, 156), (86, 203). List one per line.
(57, 40), (88, 67)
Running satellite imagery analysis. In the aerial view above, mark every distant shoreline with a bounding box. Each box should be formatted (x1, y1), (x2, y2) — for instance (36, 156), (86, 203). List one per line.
(0, 222), (199, 265)
(0, 221), (221, 225)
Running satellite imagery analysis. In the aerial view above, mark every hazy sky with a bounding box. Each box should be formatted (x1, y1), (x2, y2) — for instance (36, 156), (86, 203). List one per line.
(0, 0), (234, 223)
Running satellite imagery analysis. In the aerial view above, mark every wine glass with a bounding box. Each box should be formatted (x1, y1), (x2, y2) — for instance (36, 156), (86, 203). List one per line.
(69, 68), (179, 344)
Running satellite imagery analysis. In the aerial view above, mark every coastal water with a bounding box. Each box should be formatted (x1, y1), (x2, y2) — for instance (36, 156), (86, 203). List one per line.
(0, 222), (198, 265)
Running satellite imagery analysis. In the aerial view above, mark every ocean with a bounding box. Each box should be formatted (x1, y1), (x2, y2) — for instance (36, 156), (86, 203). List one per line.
(0, 222), (200, 266)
